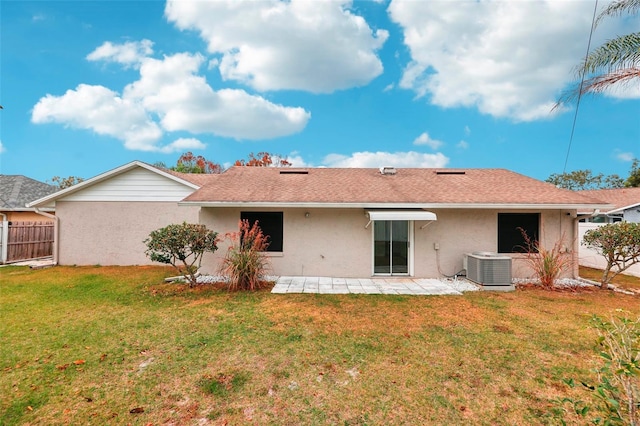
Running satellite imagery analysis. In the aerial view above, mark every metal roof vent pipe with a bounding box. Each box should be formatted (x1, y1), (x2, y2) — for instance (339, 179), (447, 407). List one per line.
(379, 166), (397, 175)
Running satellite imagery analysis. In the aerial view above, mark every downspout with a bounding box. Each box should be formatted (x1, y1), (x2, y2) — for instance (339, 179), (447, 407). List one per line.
(0, 212), (7, 264)
(33, 208), (59, 265)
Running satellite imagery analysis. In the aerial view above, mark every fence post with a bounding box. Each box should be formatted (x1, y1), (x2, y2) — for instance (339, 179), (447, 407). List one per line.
(0, 216), (7, 264)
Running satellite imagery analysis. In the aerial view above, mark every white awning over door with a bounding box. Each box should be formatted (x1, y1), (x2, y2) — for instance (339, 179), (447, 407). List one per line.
(366, 210), (437, 222)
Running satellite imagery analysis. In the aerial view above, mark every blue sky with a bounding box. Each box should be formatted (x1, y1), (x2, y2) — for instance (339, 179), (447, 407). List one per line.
(1, 0), (638, 184)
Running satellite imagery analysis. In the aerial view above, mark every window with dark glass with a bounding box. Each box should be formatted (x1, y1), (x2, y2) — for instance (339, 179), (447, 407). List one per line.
(240, 212), (283, 252)
(497, 213), (539, 253)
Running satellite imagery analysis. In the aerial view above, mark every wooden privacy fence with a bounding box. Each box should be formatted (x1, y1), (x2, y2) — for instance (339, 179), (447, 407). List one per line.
(5, 221), (54, 263)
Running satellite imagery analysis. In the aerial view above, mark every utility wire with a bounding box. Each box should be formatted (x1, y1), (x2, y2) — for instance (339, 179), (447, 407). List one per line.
(563, 0), (599, 173)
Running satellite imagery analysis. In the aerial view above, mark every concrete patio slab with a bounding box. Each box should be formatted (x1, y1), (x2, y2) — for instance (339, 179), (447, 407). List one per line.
(272, 276), (475, 295)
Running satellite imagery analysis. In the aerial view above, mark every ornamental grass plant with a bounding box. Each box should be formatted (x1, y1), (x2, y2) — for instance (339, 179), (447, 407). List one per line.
(220, 219), (271, 291)
(519, 229), (573, 289)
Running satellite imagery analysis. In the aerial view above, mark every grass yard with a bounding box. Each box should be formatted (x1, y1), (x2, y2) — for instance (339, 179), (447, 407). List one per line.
(1, 266), (639, 425)
(579, 265), (640, 292)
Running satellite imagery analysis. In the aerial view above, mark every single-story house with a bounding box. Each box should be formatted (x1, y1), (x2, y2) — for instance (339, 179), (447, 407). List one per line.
(29, 161), (610, 281)
(0, 175), (56, 221)
(1, 175), (57, 263)
(578, 187), (640, 223)
(577, 187), (640, 278)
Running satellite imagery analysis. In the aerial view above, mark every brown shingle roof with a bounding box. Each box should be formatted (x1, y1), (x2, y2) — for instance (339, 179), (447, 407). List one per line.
(579, 187), (640, 212)
(163, 169), (219, 187)
(181, 167), (609, 207)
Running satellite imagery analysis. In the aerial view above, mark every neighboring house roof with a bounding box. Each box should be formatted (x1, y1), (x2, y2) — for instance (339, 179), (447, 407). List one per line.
(0, 175), (57, 211)
(181, 167), (612, 209)
(578, 187), (640, 214)
(28, 161), (216, 208)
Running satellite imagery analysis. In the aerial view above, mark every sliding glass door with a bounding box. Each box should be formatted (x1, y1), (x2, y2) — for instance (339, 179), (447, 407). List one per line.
(373, 220), (409, 275)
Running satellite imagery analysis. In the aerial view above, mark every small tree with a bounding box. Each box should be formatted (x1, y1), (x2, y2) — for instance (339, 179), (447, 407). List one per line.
(48, 176), (85, 189)
(172, 152), (223, 174)
(234, 152), (292, 167)
(583, 222), (640, 288)
(625, 158), (640, 188)
(144, 222), (219, 287)
(220, 220), (271, 291)
(546, 169), (624, 190)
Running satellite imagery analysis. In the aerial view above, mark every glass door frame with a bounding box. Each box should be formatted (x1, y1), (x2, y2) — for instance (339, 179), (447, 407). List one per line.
(371, 220), (414, 276)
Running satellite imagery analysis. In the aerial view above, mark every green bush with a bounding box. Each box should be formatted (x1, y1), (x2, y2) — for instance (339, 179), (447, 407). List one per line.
(583, 222), (640, 289)
(220, 219), (271, 291)
(557, 313), (640, 425)
(144, 222), (219, 287)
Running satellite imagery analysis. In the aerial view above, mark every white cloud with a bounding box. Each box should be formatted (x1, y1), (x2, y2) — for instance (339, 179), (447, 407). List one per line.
(0, 140), (5, 153)
(32, 51), (311, 151)
(412, 132), (443, 149)
(165, 0), (388, 93)
(31, 84), (164, 151)
(388, 0), (638, 121)
(615, 151), (635, 162)
(464, 125), (471, 136)
(159, 137), (206, 154)
(457, 140), (469, 150)
(286, 151), (311, 168)
(87, 39), (154, 68)
(322, 151), (449, 168)
(604, 81), (640, 100)
(125, 53), (310, 140)
(383, 83), (394, 92)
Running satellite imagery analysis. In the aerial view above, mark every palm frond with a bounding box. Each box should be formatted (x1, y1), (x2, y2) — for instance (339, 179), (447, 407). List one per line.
(580, 32), (640, 75)
(582, 67), (640, 93)
(596, 0), (640, 26)
(555, 67), (640, 108)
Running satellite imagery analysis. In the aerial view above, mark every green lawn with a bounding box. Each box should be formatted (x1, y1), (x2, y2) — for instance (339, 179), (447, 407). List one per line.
(1, 265), (639, 425)
(579, 265), (640, 292)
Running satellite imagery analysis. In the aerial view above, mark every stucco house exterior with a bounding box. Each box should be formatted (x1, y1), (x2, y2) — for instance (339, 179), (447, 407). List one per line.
(577, 187), (640, 278)
(27, 162), (213, 266)
(1, 175), (58, 263)
(0, 175), (56, 221)
(578, 187), (640, 223)
(29, 161), (610, 281)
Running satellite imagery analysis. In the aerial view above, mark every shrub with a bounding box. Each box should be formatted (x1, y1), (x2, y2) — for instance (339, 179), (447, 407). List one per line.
(583, 222), (640, 289)
(558, 313), (640, 425)
(144, 222), (218, 287)
(519, 229), (573, 289)
(220, 220), (271, 291)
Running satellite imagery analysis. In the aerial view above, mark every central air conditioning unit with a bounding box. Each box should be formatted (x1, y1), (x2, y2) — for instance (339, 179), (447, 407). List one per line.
(463, 252), (514, 291)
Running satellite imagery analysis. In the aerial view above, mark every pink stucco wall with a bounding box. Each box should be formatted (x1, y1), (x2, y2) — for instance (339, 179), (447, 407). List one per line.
(56, 201), (200, 265)
(4, 211), (53, 222)
(199, 207), (578, 279)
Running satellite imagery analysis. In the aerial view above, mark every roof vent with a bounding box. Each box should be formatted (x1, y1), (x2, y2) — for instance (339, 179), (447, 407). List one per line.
(435, 170), (466, 175)
(279, 170), (309, 175)
(379, 166), (397, 175)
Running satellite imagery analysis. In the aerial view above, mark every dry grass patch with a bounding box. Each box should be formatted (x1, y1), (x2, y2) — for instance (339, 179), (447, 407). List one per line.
(1, 266), (639, 425)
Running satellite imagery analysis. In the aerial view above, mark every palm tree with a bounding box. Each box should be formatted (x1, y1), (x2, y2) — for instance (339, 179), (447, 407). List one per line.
(558, 0), (640, 104)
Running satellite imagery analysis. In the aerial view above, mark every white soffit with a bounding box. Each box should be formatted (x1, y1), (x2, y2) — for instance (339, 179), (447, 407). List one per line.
(367, 210), (437, 221)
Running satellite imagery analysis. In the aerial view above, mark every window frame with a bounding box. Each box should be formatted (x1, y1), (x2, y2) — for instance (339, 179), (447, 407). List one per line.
(240, 211), (284, 253)
(497, 212), (540, 254)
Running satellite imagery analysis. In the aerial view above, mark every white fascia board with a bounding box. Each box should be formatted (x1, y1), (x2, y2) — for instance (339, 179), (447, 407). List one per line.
(5, 207), (55, 212)
(606, 202), (640, 215)
(28, 161), (199, 208)
(367, 210), (437, 221)
(179, 201), (614, 210)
